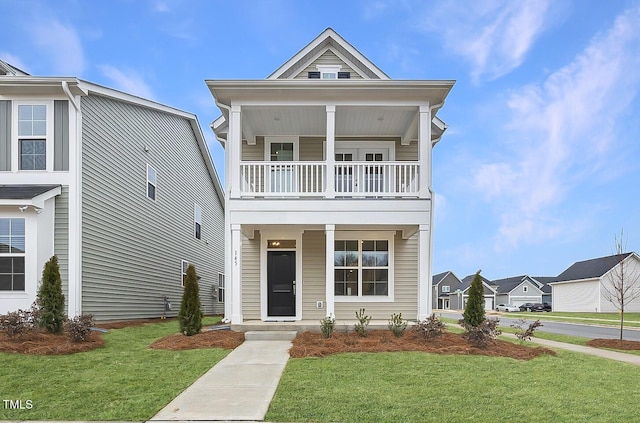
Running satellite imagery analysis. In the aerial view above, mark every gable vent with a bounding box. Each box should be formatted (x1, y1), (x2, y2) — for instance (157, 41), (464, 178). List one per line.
(308, 71), (321, 79)
(338, 72), (351, 79)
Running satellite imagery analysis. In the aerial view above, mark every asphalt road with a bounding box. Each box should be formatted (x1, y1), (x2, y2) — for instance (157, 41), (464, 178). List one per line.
(438, 310), (640, 341)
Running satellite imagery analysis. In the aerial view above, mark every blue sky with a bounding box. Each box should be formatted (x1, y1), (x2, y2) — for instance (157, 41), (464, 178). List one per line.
(1, 0), (639, 280)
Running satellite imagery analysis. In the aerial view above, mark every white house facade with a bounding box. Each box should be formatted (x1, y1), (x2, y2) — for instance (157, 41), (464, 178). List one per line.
(208, 29), (454, 324)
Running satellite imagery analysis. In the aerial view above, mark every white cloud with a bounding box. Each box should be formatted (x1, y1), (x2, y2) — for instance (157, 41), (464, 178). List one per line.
(98, 65), (155, 100)
(30, 20), (85, 75)
(475, 6), (640, 248)
(417, 0), (552, 81)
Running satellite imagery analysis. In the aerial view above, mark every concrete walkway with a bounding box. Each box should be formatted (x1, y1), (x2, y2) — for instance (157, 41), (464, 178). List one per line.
(524, 334), (640, 366)
(149, 331), (296, 422)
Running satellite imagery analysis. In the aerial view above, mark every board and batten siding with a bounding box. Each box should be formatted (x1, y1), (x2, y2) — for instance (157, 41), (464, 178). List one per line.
(0, 100), (11, 171)
(54, 186), (70, 313)
(241, 233), (261, 320)
(53, 100), (70, 171)
(80, 94), (224, 321)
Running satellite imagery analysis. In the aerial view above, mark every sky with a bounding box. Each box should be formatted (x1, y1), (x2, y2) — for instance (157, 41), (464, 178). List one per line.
(1, 0), (639, 281)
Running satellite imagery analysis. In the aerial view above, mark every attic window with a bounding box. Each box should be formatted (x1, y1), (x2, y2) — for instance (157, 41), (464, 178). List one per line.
(316, 65), (342, 80)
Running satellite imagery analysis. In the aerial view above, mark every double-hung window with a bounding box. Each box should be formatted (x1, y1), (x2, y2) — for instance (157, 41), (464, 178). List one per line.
(17, 104), (48, 170)
(334, 233), (393, 300)
(217, 273), (225, 302)
(0, 218), (26, 291)
(442, 285), (450, 293)
(147, 164), (157, 200)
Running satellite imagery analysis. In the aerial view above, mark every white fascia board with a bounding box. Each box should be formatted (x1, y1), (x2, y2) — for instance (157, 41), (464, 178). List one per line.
(548, 277), (600, 286)
(0, 77), (87, 97)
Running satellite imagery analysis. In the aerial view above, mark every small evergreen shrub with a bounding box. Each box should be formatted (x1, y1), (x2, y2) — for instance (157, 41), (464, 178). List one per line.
(320, 315), (336, 338)
(37, 256), (66, 334)
(415, 313), (446, 340)
(354, 308), (371, 337)
(460, 318), (501, 348)
(179, 264), (203, 336)
(511, 318), (543, 344)
(387, 312), (408, 337)
(462, 271), (486, 327)
(65, 314), (95, 343)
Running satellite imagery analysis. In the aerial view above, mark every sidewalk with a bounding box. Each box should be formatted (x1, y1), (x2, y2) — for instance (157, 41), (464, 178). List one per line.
(149, 331), (295, 422)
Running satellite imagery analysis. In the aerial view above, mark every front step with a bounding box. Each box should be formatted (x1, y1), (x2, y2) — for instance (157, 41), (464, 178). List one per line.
(244, 330), (298, 341)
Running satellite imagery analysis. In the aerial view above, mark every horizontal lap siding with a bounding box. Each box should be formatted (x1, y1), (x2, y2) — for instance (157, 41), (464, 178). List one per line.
(81, 95), (223, 320)
(242, 234), (261, 319)
(302, 231), (325, 320)
(54, 186), (69, 313)
(294, 50), (363, 79)
(553, 280), (599, 312)
(335, 233), (418, 320)
(601, 258), (640, 312)
(395, 139), (418, 161)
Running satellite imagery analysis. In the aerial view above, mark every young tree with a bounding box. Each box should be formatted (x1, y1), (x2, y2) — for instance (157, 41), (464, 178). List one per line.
(179, 264), (203, 336)
(462, 270), (486, 327)
(37, 255), (66, 333)
(601, 230), (640, 340)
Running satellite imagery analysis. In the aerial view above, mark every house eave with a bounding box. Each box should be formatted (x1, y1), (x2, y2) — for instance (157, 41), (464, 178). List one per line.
(0, 77), (87, 97)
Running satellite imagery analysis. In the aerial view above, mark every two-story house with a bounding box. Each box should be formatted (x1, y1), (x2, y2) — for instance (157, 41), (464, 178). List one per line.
(208, 28), (454, 324)
(0, 59), (224, 320)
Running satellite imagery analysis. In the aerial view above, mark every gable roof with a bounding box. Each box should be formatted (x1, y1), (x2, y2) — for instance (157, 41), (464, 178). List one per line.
(432, 270), (463, 286)
(0, 59), (29, 76)
(490, 275), (544, 294)
(268, 28), (389, 80)
(554, 253), (634, 282)
(460, 274), (496, 293)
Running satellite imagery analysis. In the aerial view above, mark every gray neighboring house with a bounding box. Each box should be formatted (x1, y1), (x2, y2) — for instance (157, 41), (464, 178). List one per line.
(491, 275), (544, 308)
(532, 276), (555, 305)
(450, 274), (496, 311)
(549, 253), (640, 312)
(432, 271), (463, 310)
(0, 60), (225, 320)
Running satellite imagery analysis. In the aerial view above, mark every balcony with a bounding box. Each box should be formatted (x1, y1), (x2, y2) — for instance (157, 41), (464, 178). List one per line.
(239, 161), (420, 198)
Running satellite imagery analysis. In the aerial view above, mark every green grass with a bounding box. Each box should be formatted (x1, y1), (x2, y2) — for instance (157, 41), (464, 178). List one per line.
(513, 312), (640, 327)
(267, 351), (639, 423)
(0, 316), (229, 421)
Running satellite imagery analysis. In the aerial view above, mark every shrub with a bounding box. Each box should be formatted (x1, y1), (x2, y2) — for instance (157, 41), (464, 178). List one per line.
(460, 318), (501, 348)
(38, 256), (66, 333)
(0, 309), (36, 338)
(388, 312), (408, 337)
(511, 318), (543, 344)
(65, 314), (95, 343)
(320, 315), (336, 339)
(354, 308), (371, 337)
(179, 264), (203, 336)
(462, 270), (485, 327)
(415, 313), (446, 340)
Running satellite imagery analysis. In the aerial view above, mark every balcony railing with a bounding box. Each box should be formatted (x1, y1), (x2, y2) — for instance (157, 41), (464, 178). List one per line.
(239, 161), (420, 198)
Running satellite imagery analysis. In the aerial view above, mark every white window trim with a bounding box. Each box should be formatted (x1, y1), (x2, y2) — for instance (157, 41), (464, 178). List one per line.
(264, 136), (299, 161)
(0, 217), (26, 292)
(442, 285), (450, 293)
(194, 203), (202, 239)
(217, 272), (225, 302)
(12, 100), (54, 172)
(523, 285), (529, 293)
(316, 65), (342, 79)
(334, 230), (395, 303)
(181, 260), (189, 287)
(146, 163), (157, 201)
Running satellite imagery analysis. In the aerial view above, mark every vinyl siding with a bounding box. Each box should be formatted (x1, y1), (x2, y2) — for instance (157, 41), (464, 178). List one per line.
(53, 100), (69, 171)
(242, 233), (261, 319)
(301, 230), (326, 320)
(299, 137), (324, 161)
(242, 136), (264, 161)
(552, 279), (600, 312)
(601, 258), (640, 312)
(294, 50), (363, 80)
(395, 138), (418, 161)
(0, 100), (10, 171)
(433, 273), (461, 309)
(80, 94), (224, 320)
(54, 186), (70, 313)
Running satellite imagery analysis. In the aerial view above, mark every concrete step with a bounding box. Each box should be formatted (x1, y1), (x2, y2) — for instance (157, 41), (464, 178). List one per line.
(244, 330), (298, 341)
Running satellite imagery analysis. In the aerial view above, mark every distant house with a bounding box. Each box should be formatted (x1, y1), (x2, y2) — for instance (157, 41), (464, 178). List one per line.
(491, 275), (544, 307)
(451, 274), (496, 311)
(0, 60), (225, 320)
(532, 276), (555, 305)
(432, 271), (463, 310)
(549, 253), (640, 312)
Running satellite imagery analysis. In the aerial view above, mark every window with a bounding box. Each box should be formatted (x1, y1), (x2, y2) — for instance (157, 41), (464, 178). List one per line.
(442, 285), (450, 293)
(523, 285), (529, 293)
(194, 204), (202, 240)
(218, 273), (225, 302)
(334, 236), (392, 298)
(181, 260), (188, 287)
(0, 218), (25, 291)
(18, 105), (47, 170)
(316, 65), (342, 80)
(147, 164), (157, 200)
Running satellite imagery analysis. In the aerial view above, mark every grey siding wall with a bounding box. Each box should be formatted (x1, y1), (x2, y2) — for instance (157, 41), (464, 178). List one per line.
(299, 137), (324, 161)
(395, 139), (418, 161)
(242, 233), (261, 319)
(54, 186), (69, 313)
(294, 50), (363, 80)
(302, 230), (326, 320)
(242, 136), (264, 161)
(0, 100), (10, 171)
(54, 100), (69, 171)
(433, 273), (462, 309)
(80, 94), (224, 320)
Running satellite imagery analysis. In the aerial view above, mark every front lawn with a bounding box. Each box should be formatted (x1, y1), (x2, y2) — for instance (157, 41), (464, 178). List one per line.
(515, 312), (640, 327)
(267, 350), (639, 423)
(0, 317), (230, 421)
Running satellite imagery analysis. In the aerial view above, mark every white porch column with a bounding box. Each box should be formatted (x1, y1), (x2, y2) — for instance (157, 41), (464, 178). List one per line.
(417, 224), (432, 320)
(325, 105), (335, 198)
(418, 105), (431, 198)
(325, 224), (335, 317)
(229, 105), (242, 199)
(230, 224), (243, 324)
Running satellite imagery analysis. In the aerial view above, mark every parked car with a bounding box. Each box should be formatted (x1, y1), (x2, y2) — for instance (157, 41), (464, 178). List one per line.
(496, 303), (520, 312)
(530, 302), (552, 312)
(543, 302), (552, 311)
(519, 303), (535, 312)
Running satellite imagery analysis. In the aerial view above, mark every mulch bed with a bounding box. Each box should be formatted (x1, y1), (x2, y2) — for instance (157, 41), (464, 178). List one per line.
(149, 330), (245, 350)
(587, 338), (640, 350)
(0, 331), (105, 355)
(289, 330), (556, 360)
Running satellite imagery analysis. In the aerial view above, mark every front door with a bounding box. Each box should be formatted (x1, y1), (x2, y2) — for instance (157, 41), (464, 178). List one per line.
(267, 251), (296, 317)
